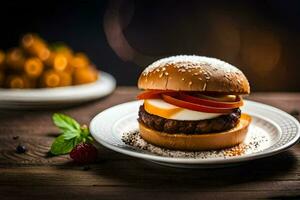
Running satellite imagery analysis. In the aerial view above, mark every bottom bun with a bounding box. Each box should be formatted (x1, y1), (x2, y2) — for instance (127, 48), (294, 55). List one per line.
(139, 114), (252, 151)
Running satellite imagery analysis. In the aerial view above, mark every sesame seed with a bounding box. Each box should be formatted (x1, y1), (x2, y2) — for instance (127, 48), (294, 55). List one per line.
(141, 55), (243, 76)
(181, 78), (185, 81)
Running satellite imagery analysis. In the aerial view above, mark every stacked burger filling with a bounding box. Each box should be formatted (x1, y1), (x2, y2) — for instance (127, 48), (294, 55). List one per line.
(138, 91), (243, 134)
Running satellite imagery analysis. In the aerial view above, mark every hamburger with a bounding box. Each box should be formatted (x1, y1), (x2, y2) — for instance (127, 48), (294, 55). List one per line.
(137, 55), (251, 151)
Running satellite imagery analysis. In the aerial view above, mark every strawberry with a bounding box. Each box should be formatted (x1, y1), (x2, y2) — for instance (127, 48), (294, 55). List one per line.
(70, 143), (98, 164)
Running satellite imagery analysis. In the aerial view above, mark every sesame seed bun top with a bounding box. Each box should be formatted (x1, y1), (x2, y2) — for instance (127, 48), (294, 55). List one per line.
(138, 55), (250, 94)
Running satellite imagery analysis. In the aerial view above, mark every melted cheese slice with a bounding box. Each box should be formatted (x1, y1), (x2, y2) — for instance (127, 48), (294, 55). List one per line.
(144, 99), (222, 120)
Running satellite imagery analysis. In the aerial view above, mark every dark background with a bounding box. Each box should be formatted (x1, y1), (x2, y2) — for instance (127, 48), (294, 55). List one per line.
(1, 0), (300, 91)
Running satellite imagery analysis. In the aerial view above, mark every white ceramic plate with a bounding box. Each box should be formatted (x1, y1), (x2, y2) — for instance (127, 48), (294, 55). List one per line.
(90, 100), (300, 168)
(0, 71), (116, 109)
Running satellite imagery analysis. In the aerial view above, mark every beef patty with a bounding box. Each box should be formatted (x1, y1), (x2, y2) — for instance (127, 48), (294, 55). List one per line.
(138, 105), (241, 134)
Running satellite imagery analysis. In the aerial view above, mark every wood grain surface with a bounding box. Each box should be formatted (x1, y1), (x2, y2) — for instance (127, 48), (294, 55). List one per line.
(0, 87), (299, 200)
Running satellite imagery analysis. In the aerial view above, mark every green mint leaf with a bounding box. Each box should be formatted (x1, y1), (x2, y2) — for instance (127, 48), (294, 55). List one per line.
(81, 125), (89, 137)
(52, 113), (80, 133)
(50, 135), (76, 155)
(87, 136), (94, 143)
(50, 113), (95, 156)
(74, 135), (84, 146)
(62, 130), (80, 140)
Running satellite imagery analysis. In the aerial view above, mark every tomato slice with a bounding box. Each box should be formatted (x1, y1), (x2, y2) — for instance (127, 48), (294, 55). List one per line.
(137, 90), (176, 100)
(162, 94), (234, 113)
(179, 93), (243, 109)
(193, 93), (238, 102)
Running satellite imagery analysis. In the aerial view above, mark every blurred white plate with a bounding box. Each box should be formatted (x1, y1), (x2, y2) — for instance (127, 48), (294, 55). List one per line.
(0, 71), (116, 109)
(90, 100), (300, 168)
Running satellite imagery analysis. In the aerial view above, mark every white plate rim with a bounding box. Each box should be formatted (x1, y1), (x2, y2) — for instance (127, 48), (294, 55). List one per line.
(90, 100), (300, 165)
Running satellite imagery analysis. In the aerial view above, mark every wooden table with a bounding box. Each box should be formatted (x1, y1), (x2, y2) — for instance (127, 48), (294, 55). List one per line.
(0, 87), (299, 199)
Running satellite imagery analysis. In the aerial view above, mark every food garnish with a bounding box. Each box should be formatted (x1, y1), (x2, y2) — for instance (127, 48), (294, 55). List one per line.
(50, 113), (95, 157)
